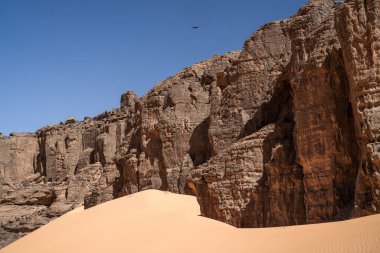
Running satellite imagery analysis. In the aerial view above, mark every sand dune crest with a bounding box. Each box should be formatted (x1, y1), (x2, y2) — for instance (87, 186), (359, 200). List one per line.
(2, 190), (379, 253)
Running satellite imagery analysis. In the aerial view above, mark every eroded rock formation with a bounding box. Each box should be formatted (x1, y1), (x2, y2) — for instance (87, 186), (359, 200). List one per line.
(192, 0), (380, 228)
(1, 0), (379, 248)
(0, 53), (240, 247)
(0, 109), (128, 246)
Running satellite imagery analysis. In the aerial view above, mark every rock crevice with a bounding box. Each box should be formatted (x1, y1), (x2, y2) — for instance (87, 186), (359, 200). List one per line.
(1, 0), (380, 248)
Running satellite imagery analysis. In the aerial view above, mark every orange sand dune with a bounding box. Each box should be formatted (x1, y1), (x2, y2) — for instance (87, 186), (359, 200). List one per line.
(2, 190), (380, 253)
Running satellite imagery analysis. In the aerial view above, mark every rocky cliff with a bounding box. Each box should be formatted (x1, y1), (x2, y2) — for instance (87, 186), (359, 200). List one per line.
(0, 52), (240, 247)
(1, 0), (379, 248)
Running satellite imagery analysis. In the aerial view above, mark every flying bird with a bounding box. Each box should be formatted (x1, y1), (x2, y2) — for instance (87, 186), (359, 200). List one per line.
(192, 26), (199, 29)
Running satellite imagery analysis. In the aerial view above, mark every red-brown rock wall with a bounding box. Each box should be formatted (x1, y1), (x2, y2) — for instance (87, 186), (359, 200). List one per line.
(1, 0), (380, 248)
(335, 0), (380, 216)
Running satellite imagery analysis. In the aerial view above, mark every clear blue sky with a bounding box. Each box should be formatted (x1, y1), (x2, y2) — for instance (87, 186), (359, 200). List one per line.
(0, 0), (308, 135)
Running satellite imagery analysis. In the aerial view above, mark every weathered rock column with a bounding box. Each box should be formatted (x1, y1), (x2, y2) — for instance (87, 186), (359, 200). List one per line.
(335, 0), (380, 216)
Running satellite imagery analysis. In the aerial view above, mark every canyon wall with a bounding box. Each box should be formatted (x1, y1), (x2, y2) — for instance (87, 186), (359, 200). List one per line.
(193, 0), (380, 227)
(1, 0), (379, 248)
(0, 52), (240, 247)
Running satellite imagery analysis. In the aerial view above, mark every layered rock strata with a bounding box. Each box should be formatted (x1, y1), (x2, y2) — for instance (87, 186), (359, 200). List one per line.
(1, 0), (380, 248)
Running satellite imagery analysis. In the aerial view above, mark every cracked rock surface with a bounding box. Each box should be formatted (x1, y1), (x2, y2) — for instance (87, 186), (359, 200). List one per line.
(1, 0), (380, 248)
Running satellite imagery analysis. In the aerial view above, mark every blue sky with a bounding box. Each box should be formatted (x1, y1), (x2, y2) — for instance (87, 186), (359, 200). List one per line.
(0, 0), (308, 135)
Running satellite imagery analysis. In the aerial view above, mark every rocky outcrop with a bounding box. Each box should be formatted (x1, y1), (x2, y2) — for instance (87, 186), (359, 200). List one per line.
(192, 0), (380, 227)
(1, 0), (380, 248)
(289, 0), (357, 224)
(0, 53), (240, 248)
(115, 52), (239, 196)
(0, 133), (39, 188)
(335, 0), (380, 217)
(0, 104), (131, 247)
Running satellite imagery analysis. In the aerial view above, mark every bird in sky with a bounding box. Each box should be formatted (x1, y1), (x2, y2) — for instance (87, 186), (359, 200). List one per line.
(192, 26), (199, 29)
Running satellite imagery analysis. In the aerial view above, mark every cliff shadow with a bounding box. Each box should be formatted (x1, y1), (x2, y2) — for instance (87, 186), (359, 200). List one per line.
(189, 117), (212, 167)
(240, 78), (306, 227)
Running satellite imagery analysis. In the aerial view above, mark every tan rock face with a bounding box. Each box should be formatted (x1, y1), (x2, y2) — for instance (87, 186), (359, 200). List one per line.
(0, 133), (39, 187)
(193, 0), (380, 227)
(209, 21), (292, 156)
(0, 53), (240, 247)
(1, 0), (380, 248)
(0, 101), (130, 247)
(118, 52), (240, 195)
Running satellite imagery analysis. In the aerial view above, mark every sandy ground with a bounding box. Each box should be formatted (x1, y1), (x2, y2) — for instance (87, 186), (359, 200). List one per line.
(2, 190), (380, 253)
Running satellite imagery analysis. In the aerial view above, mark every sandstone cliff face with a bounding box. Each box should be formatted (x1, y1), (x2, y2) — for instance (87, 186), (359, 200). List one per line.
(1, 0), (380, 248)
(0, 53), (239, 247)
(193, 0), (380, 227)
(193, 1), (380, 227)
(116, 53), (239, 196)
(335, 0), (380, 217)
(0, 104), (134, 246)
(289, 0), (358, 224)
(193, 0), (336, 227)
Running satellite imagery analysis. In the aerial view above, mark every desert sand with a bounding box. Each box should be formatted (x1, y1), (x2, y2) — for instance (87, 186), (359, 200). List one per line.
(2, 190), (379, 253)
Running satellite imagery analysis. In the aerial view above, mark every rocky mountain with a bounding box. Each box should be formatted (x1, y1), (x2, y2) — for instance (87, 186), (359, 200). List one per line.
(1, 0), (379, 248)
